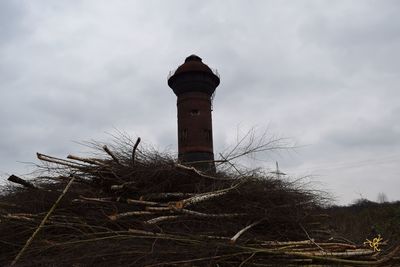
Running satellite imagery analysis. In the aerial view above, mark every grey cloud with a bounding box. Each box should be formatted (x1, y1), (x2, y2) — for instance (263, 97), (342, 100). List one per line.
(299, 1), (400, 76)
(325, 112), (400, 150)
(0, 1), (27, 46)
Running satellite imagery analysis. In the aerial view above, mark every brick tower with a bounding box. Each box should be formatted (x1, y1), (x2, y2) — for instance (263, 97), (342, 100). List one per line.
(168, 55), (220, 171)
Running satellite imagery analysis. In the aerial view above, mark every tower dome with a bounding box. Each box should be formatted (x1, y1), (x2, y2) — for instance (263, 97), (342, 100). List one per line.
(168, 55), (220, 96)
(174, 55), (214, 75)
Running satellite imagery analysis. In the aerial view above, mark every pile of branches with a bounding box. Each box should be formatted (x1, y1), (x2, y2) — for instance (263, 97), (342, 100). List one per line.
(1, 136), (399, 266)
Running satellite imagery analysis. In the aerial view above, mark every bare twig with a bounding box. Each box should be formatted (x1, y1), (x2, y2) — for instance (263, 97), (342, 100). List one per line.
(219, 153), (243, 177)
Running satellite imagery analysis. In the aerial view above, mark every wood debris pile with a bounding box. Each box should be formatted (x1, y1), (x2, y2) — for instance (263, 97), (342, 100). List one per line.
(1, 137), (399, 266)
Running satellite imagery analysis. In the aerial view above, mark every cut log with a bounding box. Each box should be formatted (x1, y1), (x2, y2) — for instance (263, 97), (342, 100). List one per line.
(8, 175), (37, 189)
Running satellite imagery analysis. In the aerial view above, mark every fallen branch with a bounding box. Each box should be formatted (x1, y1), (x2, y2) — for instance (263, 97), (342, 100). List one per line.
(7, 175), (37, 189)
(131, 137), (141, 166)
(109, 211), (154, 221)
(231, 218), (266, 243)
(102, 145), (120, 165)
(72, 196), (114, 204)
(125, 198), (163, 206)
(300, 223), (325, 252)
(175, 163), (231, 180)
(141, 192), (195, 200)
(110, 181), (136, 191)
(175, 181), (244, 209)
(145, 207), (171, 212)
(67, 154), (106, 166)
(37, 153), (84, 168)
(2, 213), (36, 222)
(300, 249), (375, 257)
(175, 208), (246, 218)
(146, 215), (181, 224)
(262, 240), (314, 246)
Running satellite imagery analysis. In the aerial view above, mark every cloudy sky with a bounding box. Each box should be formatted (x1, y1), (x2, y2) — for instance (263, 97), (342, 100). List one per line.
(1, 0), (399, 205)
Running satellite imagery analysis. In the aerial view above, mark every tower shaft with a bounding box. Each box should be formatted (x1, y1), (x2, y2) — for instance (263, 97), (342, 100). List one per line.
(177, 92), (214, 163)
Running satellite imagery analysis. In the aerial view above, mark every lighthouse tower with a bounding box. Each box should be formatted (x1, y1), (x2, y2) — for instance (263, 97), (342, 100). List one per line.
(168, 55), (220, 171)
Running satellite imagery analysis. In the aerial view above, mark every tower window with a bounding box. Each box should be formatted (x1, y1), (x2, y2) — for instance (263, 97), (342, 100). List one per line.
(190, 109), (200, 116)
(203, 129), (212, 143)
(180, 129), (188, 143)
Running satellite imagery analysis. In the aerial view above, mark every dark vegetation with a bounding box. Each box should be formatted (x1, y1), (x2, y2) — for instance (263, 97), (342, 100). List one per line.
(327, 200), (400, 247)
(0, 135), (399, 266)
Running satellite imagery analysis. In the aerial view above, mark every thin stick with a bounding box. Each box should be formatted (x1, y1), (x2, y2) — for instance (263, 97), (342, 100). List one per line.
(103, 145), (120, 165)
(132, 137), (141, 166)
(67, 154), (105, 166)
(37, 153), (83, 168)
(175, 163), (231, 180)
(262, 240), (313, 246)
(10, 176), (76, 266)
(73, 196), (114, 203)
(219, 153), (243, 177)
(126, 198), (162, 206)
(146, 215), (181, 224)
(128, 229), (176, 239)
(145, 207), (171, 212)
(2, 214), (36, 222)
(283, 250), (384, 265)
(298, 249), (375, 257)
(239, 252), (256, 267)
(175, 208), (245, 218)
(110, 181), (137, 191)
(109, 211), (154, 221)
(141, 192), (195, 200)
(300, 224), (325, 252)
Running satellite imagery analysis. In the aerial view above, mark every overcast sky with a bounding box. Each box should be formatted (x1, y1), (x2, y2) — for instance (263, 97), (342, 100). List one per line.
(1, 0), (399, 205)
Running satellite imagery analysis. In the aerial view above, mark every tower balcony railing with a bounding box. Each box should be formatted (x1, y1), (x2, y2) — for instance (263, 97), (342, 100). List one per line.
(167, 68), (220, 80)
(213, 68), (220, 78)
